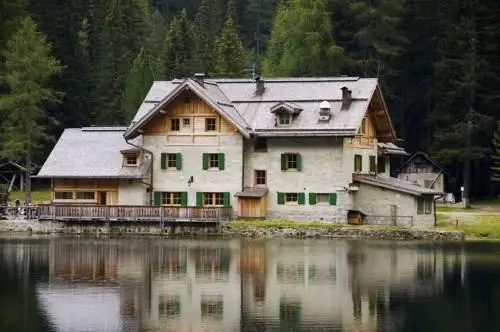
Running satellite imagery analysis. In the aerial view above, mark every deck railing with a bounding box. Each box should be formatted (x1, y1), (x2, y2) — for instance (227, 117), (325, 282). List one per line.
(36, 204), (233, 223)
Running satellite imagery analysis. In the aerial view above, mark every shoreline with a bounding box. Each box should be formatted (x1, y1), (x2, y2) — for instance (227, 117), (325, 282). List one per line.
(0, 219), (465, 241)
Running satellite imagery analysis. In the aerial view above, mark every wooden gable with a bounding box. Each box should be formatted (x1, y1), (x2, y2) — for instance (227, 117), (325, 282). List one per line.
(142, 90), (239, 137)
(367, 86), (396, 143)
(400, 155), (442, 174)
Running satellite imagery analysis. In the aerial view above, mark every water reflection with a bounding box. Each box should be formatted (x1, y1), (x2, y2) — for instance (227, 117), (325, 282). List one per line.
(0, 236), (480, 332)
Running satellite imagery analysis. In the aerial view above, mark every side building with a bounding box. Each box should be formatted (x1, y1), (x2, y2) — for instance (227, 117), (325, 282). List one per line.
(36, 76), (442, 226)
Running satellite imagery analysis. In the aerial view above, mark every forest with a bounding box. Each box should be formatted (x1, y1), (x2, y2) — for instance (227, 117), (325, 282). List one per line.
(1, 0), (500, 200)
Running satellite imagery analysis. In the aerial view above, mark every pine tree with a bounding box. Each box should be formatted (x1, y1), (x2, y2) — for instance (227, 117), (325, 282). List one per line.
(0, 0), (27, 49)
(263, 0), (345, 76)
(192, 0), (224, 74)
(214, 15), (248, 77)
(122, 48), (156, 121)
(492, 123), (500, 183)
(0, 17), (63, 204)
(144, 10), (166, 79)
(165, 9), (195, 79)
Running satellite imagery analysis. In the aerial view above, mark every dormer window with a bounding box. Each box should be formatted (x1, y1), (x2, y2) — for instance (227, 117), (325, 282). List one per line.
(125, 155), (137, 166)
(278, 113), (291, 126)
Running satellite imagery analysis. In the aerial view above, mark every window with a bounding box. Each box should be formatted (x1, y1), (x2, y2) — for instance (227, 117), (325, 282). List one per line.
(201, 295), (223, 320)
(278, 114), (291, 126)
(55, 191), (73, 200)
(76, 192), (95, 200)
(255, 170), (266, 185)
(354, 154), (362, 172)
(167, 153), (178, 168)
(125, 155), (137, 166)
(254, 138), (268, 152)
(281, 153), (302, 171)
(183, 118), (190, 126)
(171, 118), (180, 131)
(308, 193), (337, 205)
(202, 153), (225, 170)
(360, 118), (366, 134)
(417, 198), (433, 215)
(316, 193), (329, 204)
(369, 155), (376, 173)
(203, 192), (225, 206)
(159, 295), (181, 317)
(285, 193), (297, 203)
(161, 192), (182, 205)
(205, 118), (217, 131)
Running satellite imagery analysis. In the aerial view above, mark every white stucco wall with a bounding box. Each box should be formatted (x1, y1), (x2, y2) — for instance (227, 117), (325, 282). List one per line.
(243, 137), (349, 222)
(143, 135), (243, 216)
(118, 180), (148, 205)
(353, 183), (435, 227)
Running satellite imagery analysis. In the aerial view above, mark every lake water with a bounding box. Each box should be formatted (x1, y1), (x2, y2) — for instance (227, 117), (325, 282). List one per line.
(0, 236), (499, 332)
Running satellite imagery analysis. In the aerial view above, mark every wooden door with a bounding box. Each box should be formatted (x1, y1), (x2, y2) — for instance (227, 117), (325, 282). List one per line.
(238, 198), (265, 219)
(98, 192), (107, 205)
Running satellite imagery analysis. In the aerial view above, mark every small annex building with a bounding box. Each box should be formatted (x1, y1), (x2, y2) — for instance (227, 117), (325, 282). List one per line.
(36, 76), (444, 227)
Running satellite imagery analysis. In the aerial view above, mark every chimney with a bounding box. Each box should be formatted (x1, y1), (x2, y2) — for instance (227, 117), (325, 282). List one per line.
(194, 73), (205, 87)
(341, 86), (352, 110)
(255, 76), (265, 95)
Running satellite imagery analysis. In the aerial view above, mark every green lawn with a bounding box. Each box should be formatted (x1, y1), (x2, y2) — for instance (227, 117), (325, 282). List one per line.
(436, 206), (476, 212)
(8, 191), (51, 204)
(437, 215), (500, 240)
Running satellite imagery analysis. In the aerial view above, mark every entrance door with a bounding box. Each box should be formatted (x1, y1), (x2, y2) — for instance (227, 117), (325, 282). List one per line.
(98, 192), (107, 205)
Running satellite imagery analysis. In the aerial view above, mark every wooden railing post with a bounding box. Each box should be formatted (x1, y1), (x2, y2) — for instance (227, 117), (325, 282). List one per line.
(160, 206), (164, 229)
(79, 206), (82, 222)
(105, 206), (109, 227)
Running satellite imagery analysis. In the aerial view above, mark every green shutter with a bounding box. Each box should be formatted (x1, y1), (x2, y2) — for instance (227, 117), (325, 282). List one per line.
(298, 192), (305, 205)
(196, 192), (203, 207)
(370, 156), (376, 173)
(296, 153), (302, 171)
(202, 153), (209, 170)
(377, 156), (386, 173)
(180, 192), (188, 207)
(219, 153), (225, 170)
(280, 154), (286, 170)
(160, 153), (166, 169)
(176, 153), (182, 170)
(309, 193), (317, 205)
(329, 193), (337, 205)
(354, 154), (362, 172)
(223, 192), (230, 206)
(154, 192), (161, 206)
(277, 192), (285, 205)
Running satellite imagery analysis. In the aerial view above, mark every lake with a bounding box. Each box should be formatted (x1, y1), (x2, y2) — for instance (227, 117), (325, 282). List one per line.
(0, 235), (499, 332)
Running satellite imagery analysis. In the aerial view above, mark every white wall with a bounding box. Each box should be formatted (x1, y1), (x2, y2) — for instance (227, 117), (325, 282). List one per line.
(144, 135), (243, 215)
(118, 180), (148, 205)
(243, 137), (349, 222)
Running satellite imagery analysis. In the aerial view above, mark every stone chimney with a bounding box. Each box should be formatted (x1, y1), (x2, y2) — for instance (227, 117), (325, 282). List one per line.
(341, 86), (352, 110)
(194, 73), (205, 87)
(255, 76), (265, 95)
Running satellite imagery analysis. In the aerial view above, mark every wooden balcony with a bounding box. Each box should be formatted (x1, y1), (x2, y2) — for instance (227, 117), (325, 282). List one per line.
(36, 204), (233, 224)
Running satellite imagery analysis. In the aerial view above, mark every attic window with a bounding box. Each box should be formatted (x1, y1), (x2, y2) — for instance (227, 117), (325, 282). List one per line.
(125, 155), (137, 166)
(278, 113), (292, 126)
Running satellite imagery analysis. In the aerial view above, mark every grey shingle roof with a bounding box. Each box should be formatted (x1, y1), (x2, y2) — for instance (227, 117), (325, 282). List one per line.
(130, 77), (384, 138)
(353, 174), (444, 196)
(234, 187), (268, 198)
(378, 142), (409, 156)
(36, 128), (147, 178)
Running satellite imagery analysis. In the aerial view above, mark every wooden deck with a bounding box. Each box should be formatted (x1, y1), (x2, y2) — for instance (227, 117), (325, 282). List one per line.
(36, 204), (233, 224)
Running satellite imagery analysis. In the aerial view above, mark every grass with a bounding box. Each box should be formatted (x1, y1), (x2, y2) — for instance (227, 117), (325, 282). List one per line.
(437, 215), (500, 240)
(227, 220), (422, 231)
(8, 191), (51, 204)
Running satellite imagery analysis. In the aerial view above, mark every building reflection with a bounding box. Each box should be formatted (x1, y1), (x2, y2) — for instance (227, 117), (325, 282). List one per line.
(1, 236), (468, 332)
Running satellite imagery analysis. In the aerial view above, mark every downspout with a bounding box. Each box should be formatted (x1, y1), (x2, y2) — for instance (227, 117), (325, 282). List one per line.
(126, 139), (154, 205)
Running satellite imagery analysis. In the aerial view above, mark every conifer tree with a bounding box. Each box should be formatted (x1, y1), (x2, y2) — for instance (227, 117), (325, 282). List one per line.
(0, 0), (27, 49)
(144, 10), (166, 78)
(214, 15), (248, 77)
(122, 48), (156, 121)
(165, 9), (194, 79)
(491, 124), (500, 183)
(0, 17), (63, 204)
(264, 0), (345, 76)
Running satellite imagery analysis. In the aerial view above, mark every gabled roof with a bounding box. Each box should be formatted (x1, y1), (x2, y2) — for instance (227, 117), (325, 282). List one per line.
(35, 127), (148, 178)
(377, 142), (409, 156)
(353, 174), (444, 196)
(124, 79), (251, 140)
(130, 76), (396, 140)
(270, 101), (303, 114)
(395, 152), (450, 176)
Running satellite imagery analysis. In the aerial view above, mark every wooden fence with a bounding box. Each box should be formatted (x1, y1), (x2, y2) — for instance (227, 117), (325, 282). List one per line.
(35, 204), (233, 224)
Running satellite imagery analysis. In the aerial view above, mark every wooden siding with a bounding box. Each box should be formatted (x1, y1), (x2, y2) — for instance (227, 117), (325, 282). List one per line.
(345, 114), (376, 148)
(238, 197), (267, 219)
(142, 91), (238, 137)
(52, 178), (118, 205)
(367, 87), (394, 142)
